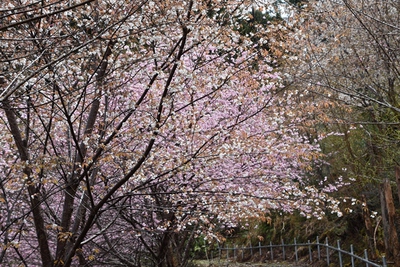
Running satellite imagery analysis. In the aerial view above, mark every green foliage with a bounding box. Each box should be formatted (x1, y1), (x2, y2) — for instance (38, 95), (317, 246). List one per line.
(234, 9), (276, 54)
(191, 235), (219, 261)
(219, 210), (374, 257)
(288, 0), (308, 6)
(192, 237), (207, 259)
(236, 9), (273, 36)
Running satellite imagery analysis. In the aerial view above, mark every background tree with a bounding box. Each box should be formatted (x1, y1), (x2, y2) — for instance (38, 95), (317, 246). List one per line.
(288, 0), (400, 264)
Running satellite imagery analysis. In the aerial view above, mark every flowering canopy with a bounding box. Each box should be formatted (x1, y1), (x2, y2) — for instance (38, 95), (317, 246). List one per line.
(0, 0), (341, 266)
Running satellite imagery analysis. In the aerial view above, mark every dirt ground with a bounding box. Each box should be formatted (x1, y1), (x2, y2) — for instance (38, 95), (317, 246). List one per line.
(192, 259), (306, 267)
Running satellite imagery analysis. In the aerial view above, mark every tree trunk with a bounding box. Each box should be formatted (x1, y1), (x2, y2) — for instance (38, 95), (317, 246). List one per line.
(362, 195), (377, 259)
(3, 100), (54, 267)
(380, 186), (390, 258)
(157, 232), (171, 267)
(381, 179), (400, 266)
(395, 166), (400, 203)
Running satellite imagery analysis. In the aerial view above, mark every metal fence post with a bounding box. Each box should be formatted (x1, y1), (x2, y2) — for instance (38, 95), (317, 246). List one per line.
(218, 243), (221, 266)
(233, 244), (236, 262)
(382, 256), (387, 267)
(316, 236), (321, 261)
(364, 249), (369, 267)
(282, 239), (286, 261)
(270, 241), (273, 261)
(294, 238), (298, 262)
(259, 241), (262, 257)
(350, 244), (355, 267)
(308, 240), (312, 263)
(326, 237), (330, 266)
(337, 240), (343, 267)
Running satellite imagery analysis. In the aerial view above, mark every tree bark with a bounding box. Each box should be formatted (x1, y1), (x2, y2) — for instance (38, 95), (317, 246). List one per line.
(395, 166), (400, 203)
(362, 195), (377, 259)
(381, 179), (400, 266)
(380, 184), (390, 258)
(2, 100), (53, 267)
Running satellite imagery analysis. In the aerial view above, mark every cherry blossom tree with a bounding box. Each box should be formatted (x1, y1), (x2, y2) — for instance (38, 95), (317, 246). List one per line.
(0, 0), (341, 266)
